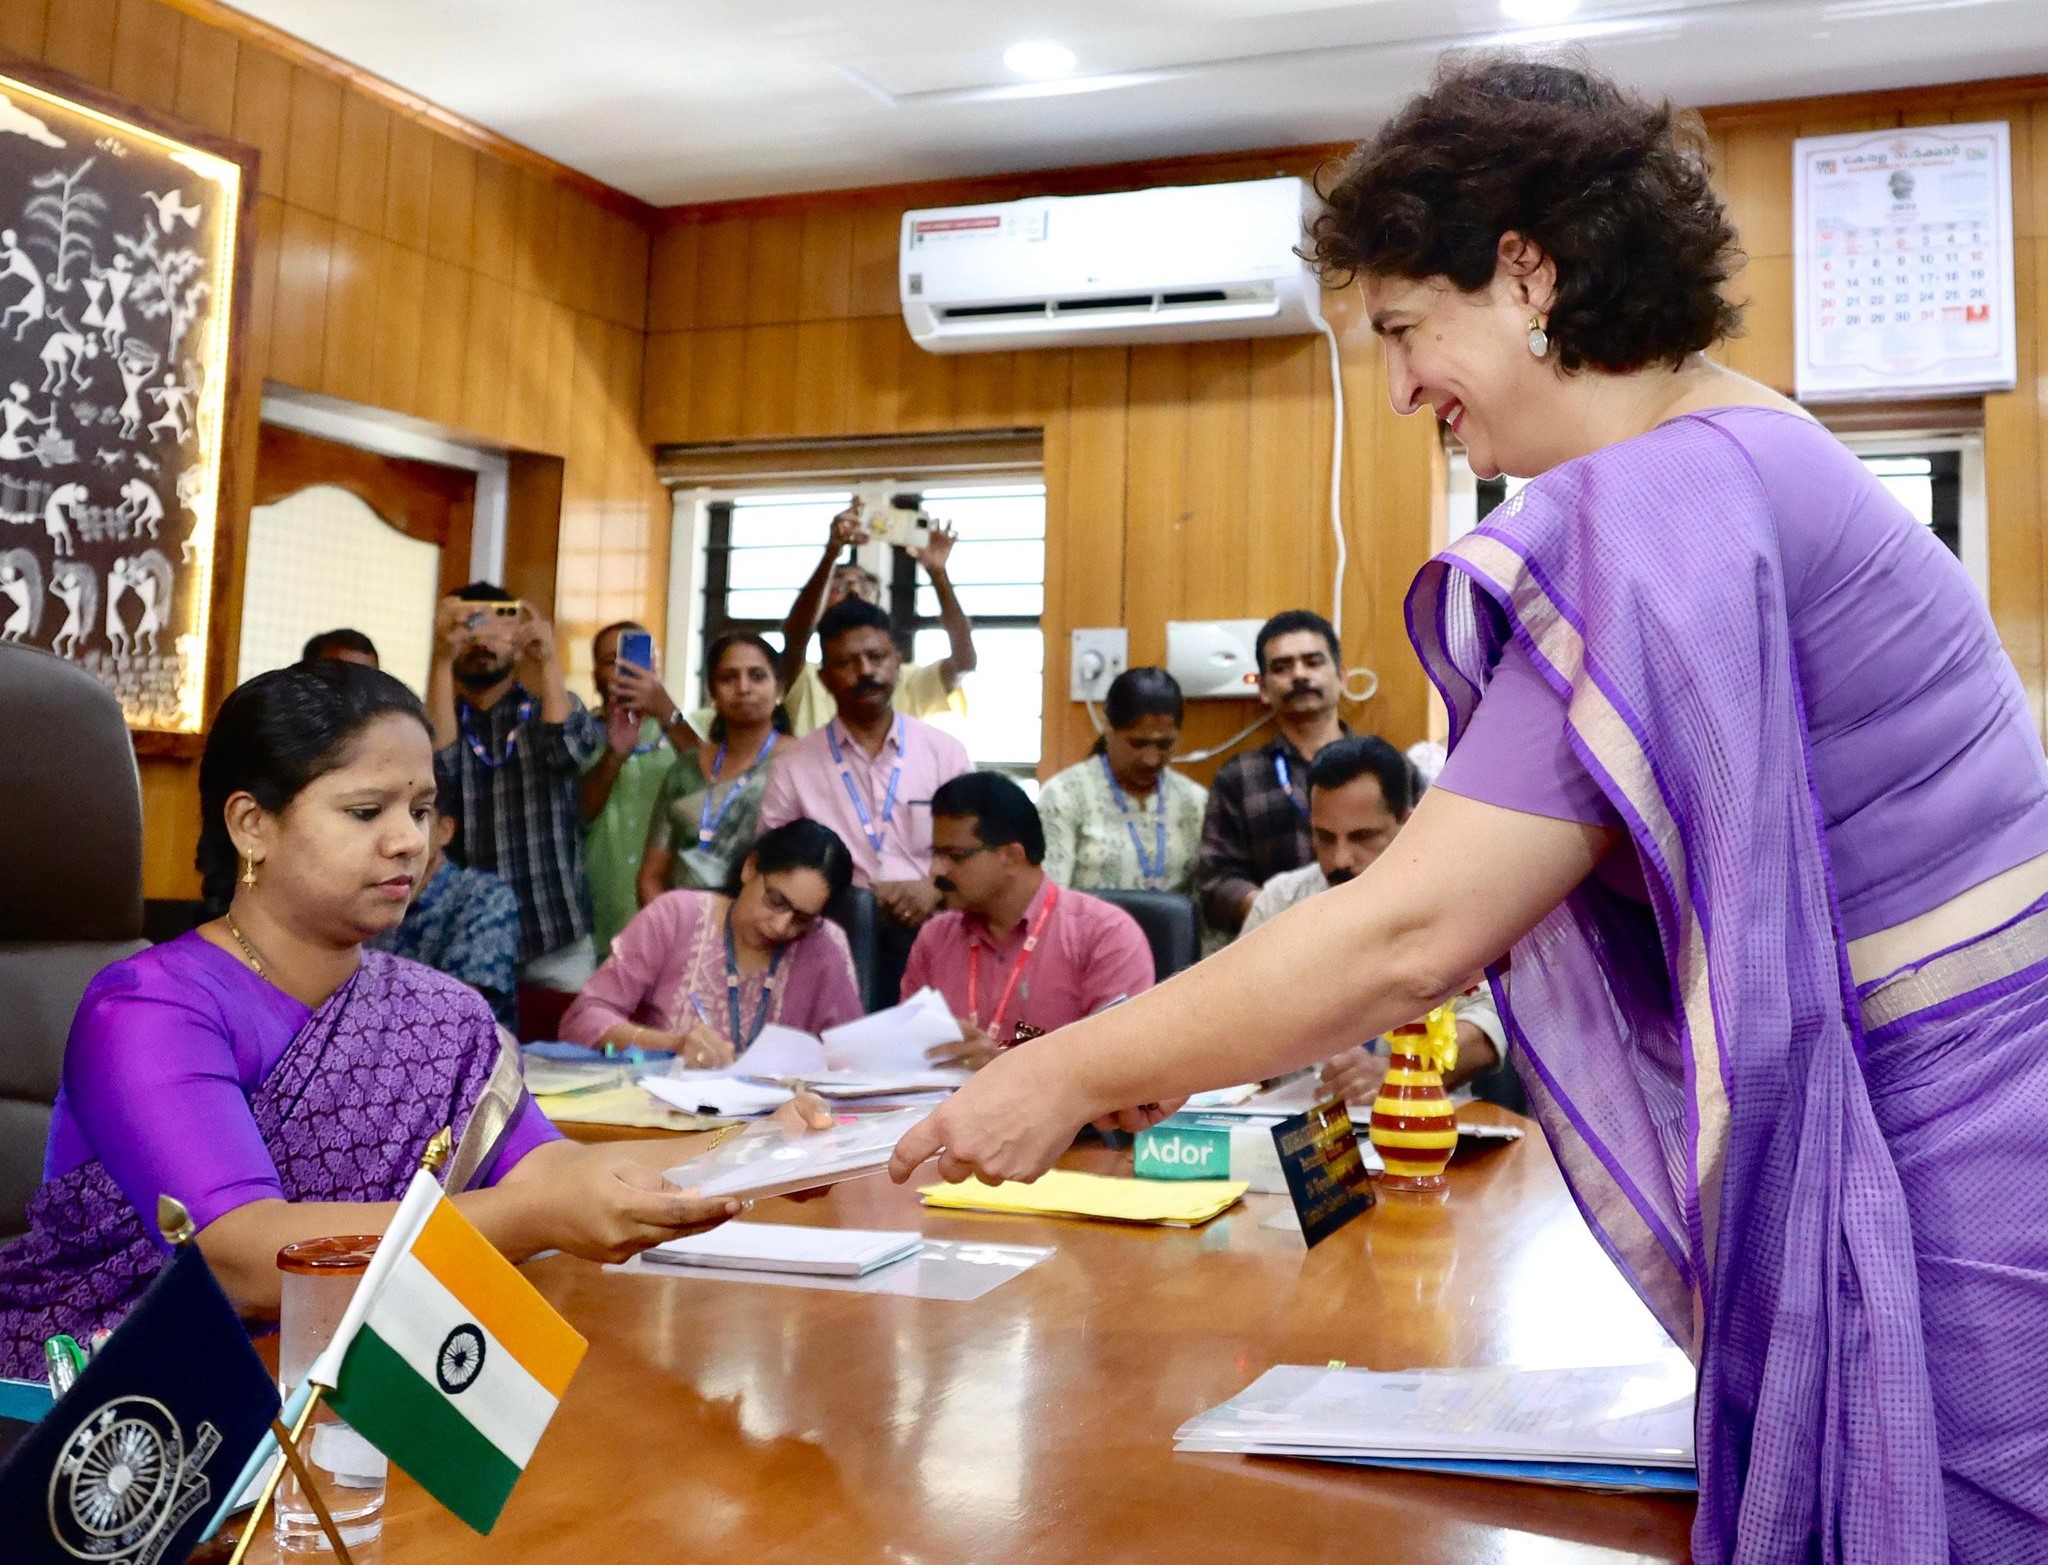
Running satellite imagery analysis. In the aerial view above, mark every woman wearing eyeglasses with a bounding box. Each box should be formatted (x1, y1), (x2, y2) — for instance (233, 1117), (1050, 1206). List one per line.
(561, 819), (865, 1068)
(1038, 667), (1206, 897)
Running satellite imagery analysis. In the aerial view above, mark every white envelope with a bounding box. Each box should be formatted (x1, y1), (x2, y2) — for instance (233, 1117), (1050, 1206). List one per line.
(820, 987), (964, 1071)
(640, 1072), (793, 1118)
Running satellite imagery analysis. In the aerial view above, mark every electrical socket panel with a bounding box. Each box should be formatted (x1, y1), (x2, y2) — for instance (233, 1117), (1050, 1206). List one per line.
(1069, 627), (1128, 703)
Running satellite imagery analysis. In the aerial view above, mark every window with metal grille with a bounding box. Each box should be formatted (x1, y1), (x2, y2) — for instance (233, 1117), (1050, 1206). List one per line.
(699, 482), (1046, 774)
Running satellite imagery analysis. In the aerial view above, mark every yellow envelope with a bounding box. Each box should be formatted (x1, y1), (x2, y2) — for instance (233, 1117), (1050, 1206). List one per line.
(534, 1086), (725, 1132)
(919, 1169), (1247, 1227)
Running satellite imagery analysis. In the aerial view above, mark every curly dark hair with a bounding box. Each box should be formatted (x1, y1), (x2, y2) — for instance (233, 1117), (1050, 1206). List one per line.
(1306, 56), (1744, 373)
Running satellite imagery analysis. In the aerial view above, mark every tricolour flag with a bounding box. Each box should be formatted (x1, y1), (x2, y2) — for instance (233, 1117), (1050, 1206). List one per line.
(315, 1171), (586, 1534)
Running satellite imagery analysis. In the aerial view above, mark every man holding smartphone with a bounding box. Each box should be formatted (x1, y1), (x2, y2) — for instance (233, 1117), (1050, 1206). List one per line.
(429, 581), (604, 998)
(578, 621), (691, 961)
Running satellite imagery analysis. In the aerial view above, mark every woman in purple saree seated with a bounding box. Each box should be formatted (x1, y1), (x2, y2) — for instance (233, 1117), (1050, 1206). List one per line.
(0, 660), (763, 1379)
(890, 60), (2048, 1563)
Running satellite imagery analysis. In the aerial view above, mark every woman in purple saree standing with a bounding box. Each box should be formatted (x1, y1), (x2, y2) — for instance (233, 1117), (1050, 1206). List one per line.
(0, 661), (767, 1378)
(889, 59), (2048, 1563)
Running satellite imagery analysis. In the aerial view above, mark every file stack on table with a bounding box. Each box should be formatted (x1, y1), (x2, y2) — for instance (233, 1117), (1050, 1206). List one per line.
(1175, 1359), (1698, 1494)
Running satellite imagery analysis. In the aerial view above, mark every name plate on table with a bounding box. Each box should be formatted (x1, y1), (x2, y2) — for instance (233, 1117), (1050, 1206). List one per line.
(1271, 1098), (1374, 1247)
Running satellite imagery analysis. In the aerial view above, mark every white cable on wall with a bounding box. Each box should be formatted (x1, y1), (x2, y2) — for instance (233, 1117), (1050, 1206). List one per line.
(1315, 315), (1348, 642)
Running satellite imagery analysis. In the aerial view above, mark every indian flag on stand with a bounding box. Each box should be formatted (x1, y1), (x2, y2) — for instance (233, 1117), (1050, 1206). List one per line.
(310, 1169), (588, 1534)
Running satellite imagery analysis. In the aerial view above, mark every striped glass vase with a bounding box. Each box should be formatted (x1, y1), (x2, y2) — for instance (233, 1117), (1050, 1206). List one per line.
(1367, 1009), (1459, 1193)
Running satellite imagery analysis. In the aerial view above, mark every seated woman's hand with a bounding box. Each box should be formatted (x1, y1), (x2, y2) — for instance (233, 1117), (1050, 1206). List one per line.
(546, 1141), (746, 1264)
(1319, 1046), (1388, 1106)
(676, 1019), (736, 1071)
(766, 1091), (839, 1200)
(927, 1018), (1000, 1071)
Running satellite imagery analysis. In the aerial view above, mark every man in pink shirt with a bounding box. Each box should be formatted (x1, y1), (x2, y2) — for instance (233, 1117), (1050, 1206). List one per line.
(905, 772), (1156, 1069)
(758, 596), (971, 938)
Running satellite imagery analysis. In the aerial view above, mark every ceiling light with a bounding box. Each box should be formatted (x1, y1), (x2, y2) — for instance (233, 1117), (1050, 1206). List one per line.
(1500, 0), (1583, 22)
(1003, 40), (1078, 80)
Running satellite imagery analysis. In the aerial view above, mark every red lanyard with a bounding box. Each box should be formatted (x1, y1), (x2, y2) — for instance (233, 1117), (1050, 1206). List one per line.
(966, 883), (1061, 1043)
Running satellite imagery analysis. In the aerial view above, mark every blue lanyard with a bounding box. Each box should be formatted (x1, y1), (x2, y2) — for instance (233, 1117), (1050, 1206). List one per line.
(698, 732), (778, 847)
(458, 694), (535, 770)
(826, 717), (903, 856)
(1274, 751), (1309, 819)
(1099, 754), (1168, 890)
(724, 907), (787, 1051)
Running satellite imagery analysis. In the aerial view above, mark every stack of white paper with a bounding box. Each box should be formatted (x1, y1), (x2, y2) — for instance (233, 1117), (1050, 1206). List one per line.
(664, 1107), (928, 1200)
(1174, 1360), (1697, 1492)
(819, 988), (963, 1071)
(639, 1222), (923, 1278)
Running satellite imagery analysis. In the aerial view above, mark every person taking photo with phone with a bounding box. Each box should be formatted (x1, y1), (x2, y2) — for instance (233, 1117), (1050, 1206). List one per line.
(428, 582), (604, 999)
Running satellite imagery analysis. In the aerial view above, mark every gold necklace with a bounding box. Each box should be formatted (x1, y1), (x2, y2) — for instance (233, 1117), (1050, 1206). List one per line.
(222, 911), (270, 978)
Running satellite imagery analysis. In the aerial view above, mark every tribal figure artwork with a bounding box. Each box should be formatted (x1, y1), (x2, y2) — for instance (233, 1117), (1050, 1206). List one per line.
(0, 71), (242, 732)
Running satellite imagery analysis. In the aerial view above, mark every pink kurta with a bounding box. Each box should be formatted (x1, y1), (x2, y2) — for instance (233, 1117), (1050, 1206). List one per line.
(559, 890), (863, 1051)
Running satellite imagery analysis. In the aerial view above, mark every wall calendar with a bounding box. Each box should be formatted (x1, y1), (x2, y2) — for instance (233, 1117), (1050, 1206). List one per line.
(1793, 121), (2016, 402)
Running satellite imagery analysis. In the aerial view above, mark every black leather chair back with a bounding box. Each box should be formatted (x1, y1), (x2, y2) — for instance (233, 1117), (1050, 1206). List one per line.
(826, 886), (884, 1013)
(1085, 889), (1200, 984)
(0, 645), (147, 1234)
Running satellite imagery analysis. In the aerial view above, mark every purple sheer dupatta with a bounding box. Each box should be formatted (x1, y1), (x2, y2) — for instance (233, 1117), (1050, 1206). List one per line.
(1407, 416), (1945, 1563)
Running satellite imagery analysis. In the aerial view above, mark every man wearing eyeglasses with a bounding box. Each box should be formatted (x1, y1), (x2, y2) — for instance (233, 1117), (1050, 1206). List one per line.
(903, 772), (1155, 1070)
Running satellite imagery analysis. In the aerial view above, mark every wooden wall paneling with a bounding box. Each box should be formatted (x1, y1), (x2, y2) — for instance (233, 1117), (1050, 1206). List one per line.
(895, 328), (956, 432)
(381, 111), (434, 251)
(269, 204), (335, 389)
(0, 0), (49, 60)
(333, 91), (390, 234)
(1122, 343), (1191, 672)
(1715, 122), (1794, 259)
(568, 311), (612, 493)
(41, 0), (115, 86)
(503, 285), (555, 448)
(844, 316), (900, 434)
(1012, 343), (1068, 429)
(695, 216), (753, 328)
(538, 299), (579, 453)
(1181, 339), (1253, 623)
(502, 452), (563, 620)
(791, 318), (852, 435)
(511, 168), (560, 298)
(952, 350), (1016, 430)
(1046, 346), (1123, 774)
(609, 212), (650, 330)
(111, 0), (183, 116)
(1245, 337), (1319, 631)
(550, 192), (597, 319)
(414, 256), (473, 429)
(283, 65), (342, 217)
(241, 192), (285, 379)
(370, 238), (425, 416)
(425, 135), (477, 266)
(647, 222), (700, 332)
(140, 758), (201, 904)
(688, 325), (748, 441)
(469, 151), (518, 284)
(744, 210), (805, 326)
(319, 219), (381, 406)
(849, 204), (901, 317)
(172, 12), (236, 136)
(458, 273), (514, 439)
(639, 330), (692, 444)
(1725, 252), (1795, 392)
(230, 34), (290, 197)
(797, 206), (854, 322)
(739, 322), (799, 439)
(1361, 379), (1439, 743)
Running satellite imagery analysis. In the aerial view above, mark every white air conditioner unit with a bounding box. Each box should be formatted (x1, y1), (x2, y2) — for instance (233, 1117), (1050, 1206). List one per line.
(901, 177), (1325, 354)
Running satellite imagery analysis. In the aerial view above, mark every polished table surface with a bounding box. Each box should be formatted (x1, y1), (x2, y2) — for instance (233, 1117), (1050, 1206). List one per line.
(238, 1106), (1695, 1564)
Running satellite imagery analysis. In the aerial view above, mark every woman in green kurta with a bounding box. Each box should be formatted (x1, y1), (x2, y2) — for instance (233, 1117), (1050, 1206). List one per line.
(638, 632), (790, 904)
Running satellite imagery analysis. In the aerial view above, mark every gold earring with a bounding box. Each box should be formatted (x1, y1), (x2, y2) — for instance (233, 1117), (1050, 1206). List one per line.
(1527, 316), (1550, 359)
(241, 854), (258, 888)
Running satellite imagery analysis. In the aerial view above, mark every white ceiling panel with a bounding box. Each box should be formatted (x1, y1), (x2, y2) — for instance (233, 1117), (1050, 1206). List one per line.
(216, 0), (2048, 204)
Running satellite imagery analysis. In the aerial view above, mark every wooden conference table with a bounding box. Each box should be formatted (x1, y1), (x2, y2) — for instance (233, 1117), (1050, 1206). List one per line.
(236, 1105), (1695, 1564)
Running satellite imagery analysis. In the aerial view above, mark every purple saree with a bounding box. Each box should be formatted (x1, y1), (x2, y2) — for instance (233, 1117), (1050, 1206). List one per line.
(1409, 413), (2048, 1563)
(0, 945), (537, 1380)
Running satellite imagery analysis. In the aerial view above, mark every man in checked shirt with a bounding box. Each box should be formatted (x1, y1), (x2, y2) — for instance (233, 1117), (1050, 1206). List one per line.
(1195, 610), (1354, 940)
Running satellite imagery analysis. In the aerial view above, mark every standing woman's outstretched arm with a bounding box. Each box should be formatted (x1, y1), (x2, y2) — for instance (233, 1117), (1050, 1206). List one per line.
(890, 788), (1618, 1185)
